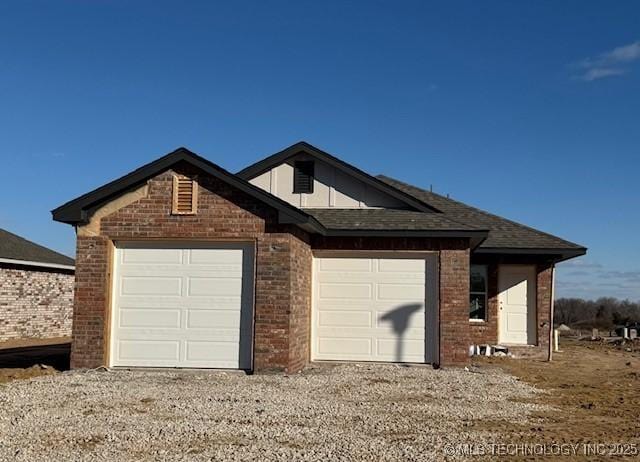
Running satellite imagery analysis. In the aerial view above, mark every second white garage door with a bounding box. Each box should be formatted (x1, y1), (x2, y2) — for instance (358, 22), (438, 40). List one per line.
(110, 242), (254, 369)
(312, 254), (437, 363)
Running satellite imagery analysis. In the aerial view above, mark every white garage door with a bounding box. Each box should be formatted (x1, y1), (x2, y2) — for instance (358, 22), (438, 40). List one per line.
(110, 242), (254, 369)
(312, 254), (437, 363)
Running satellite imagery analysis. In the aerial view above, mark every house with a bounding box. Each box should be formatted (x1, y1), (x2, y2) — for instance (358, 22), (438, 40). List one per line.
(0, 228), (75, 343)
(52, 142), (586, 372)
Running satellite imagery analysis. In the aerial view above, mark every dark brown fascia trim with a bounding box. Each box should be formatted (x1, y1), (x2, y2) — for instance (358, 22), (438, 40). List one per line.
(474, 246), (587, 263)
(237, 141), (442, 213)
(52, 147), (313, 226)
(318, 229), (488, 248)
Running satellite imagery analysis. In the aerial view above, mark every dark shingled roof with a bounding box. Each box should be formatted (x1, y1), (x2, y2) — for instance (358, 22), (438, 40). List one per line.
(0, 228), (74, 267)
(304, 208), (481, 232)
(376, 175), (586, 253)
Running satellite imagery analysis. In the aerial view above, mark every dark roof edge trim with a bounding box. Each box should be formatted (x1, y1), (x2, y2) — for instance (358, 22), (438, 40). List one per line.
(237, 142), (442, 213)
(474, 247), (587, 262)
(52, 148), (313, 226)
(320, 229), (488, 238)
(0, 257), (75, 271)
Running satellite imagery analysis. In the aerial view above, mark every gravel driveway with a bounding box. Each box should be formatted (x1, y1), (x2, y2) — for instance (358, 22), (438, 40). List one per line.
(0, 363), (545, 461)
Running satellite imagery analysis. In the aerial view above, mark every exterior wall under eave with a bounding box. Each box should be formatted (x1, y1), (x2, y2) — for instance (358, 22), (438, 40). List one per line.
(0, 265), (74, 342)
(469, 256), (553, 360)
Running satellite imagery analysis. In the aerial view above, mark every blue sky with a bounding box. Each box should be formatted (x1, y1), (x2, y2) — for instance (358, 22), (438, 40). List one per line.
(0, 1), (638, 300)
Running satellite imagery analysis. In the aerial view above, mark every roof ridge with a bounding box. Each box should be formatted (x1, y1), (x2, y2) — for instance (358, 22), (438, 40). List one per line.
(376, 174), (585, 250)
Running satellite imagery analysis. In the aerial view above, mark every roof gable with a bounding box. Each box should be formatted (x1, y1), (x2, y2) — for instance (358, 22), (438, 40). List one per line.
(52, 147), (316, 228)
(237, 142), (440, 213)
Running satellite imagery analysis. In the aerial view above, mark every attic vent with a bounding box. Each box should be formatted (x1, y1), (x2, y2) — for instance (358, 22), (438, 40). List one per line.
(172, 175), (198, 215)
(293, 161), (314, 194)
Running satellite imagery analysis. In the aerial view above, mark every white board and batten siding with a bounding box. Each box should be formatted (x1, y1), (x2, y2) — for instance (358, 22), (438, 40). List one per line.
(249, 157), (407, 209)
(312, 253), (438, 364)
(110, 242), (254, 369)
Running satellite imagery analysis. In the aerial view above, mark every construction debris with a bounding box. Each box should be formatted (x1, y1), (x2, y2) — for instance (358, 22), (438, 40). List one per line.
(469, 344), (512, 358)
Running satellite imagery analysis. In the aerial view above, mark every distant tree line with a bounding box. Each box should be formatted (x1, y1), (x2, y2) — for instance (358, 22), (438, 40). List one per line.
(554, 298), (640, 329)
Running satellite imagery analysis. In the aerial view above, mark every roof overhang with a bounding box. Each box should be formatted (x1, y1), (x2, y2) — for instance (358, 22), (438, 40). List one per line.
(0, 257), (75, 271)
(50, 145), (488, 247)
(52, 147), (316, 227)
(237, 141), (442, 213)
(473, 246), (587, 263)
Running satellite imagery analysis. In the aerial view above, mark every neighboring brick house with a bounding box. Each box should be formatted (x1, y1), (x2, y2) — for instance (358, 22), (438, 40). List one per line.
(0, 228), (75, 343)
(52, 142), (585, 372)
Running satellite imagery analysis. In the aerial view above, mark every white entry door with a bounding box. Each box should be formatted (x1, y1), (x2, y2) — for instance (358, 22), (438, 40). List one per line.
(498, 265), (536, 345)
(312, 254), (436, 363)
(110, 242), (254, 369)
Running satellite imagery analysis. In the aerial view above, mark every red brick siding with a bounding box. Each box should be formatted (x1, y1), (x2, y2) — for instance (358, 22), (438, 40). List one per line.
(288, 234), (312, 373)
(72, 163), (311, 372)
(439, 249), (470, 365)
(71, 236), (111, 368)
(0, 266), (73, 342)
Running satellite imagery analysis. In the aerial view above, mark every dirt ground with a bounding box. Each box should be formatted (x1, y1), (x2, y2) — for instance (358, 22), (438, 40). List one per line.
(0, 364), (58, 384)
(473, 337), (640, 460)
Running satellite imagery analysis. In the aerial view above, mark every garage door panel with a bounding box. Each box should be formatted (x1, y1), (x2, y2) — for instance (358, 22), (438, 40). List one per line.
(318, 337), (372, 356)
(376, 338), (424, 361)
(186, 341), (239, 361)
(189, 247), (242, 262)
(186, 310), (241, 329)
(117, 340), (180, 361)
(313, 256), (430, 363)
(375, 313), (425, 329)
(120, 277), (182, 296)
(182, 298), (241, 310)
(318, 311), (371, 328)
(378, 258), (425, 273)
(318, 283), (372, 300)
(188, 277), (243, 296)
(111, 243), (254, 369)
(318, 258), (372, 272)
(369, 324), (425, 338)
(119, 309), (181, 328)
(377, 284), (424, 301)
(121, 248), (184, 264)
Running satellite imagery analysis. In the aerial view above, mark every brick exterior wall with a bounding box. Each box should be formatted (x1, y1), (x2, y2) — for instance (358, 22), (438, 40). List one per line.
(288, 234), (312, 373)
(71, 237), (111, 368)
(439, 249), (470, 365)
(72, 162), (312, 373)
(0, 265), (74, 342)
